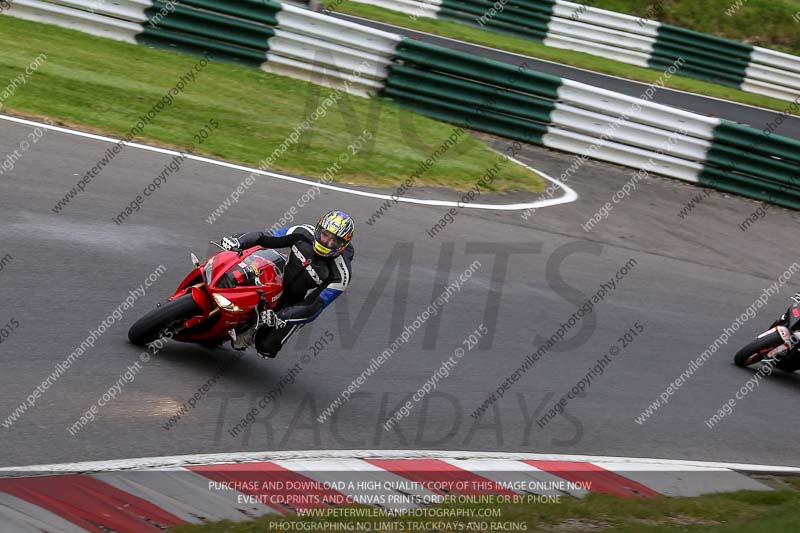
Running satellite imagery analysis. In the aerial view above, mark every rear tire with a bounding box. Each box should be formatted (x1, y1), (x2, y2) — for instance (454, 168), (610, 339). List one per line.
(128, 294), (201, 346)
(734, 331), (781, 368)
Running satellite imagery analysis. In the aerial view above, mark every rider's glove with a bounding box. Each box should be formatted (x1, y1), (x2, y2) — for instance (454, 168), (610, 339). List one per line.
(221, 236), (241, 251)
(260, 309), (287, 329)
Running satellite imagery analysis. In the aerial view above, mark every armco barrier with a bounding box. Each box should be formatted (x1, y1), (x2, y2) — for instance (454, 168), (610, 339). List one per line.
(345, 0), (800, 103)
(3, 1), (800, 209)
(386, 39), (800, 209)
(5, 0), (400, 96)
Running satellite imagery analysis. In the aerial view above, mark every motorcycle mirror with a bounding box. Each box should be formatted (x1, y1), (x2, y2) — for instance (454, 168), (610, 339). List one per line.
(209, 240), (242, 255)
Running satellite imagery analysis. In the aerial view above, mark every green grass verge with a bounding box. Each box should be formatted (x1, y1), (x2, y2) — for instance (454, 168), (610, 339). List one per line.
(334, 2), (800, 116)
(168, 481), (800, 532)
(589, 0), (800, 56)
(0, 15), (543, 192)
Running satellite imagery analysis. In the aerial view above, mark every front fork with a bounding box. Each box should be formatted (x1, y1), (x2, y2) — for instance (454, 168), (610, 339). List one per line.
(762, 325), (800, 360)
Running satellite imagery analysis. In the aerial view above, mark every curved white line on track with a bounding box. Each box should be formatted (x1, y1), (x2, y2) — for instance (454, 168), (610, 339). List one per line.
(0, 113), (577, 211)
(0, 449), (798, 474)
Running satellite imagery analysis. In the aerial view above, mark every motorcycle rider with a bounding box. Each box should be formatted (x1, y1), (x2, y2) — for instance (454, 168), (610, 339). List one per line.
(220, 210), (354, 358)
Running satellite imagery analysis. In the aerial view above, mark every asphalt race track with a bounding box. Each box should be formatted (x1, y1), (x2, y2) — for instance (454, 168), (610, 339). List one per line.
(336, 13), (800, 141)
(1, 114), (799, 469)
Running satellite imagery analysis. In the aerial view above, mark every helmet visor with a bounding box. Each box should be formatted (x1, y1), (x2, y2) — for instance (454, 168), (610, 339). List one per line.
(316, 228), (346, 252)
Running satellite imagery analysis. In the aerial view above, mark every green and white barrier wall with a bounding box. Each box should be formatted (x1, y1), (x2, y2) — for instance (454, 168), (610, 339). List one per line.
(4, 0), (800, 208)
(6, 0), (401, 97)
(387, 39), (800, 208)
(353, 0), (800, 103)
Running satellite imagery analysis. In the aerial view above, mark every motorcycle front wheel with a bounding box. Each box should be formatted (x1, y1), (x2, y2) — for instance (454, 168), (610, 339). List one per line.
(128, 294), (201, 346)
(734, 330), (782, 368)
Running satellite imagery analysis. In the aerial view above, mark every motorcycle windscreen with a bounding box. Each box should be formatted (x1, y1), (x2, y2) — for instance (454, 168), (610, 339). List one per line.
(228, 249), (286, 288)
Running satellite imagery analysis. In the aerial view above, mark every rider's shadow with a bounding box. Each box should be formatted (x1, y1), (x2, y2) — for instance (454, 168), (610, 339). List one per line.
(146, 342), (303, 389)
(762, 369), (800, 388)
(734, 363), (800, 390)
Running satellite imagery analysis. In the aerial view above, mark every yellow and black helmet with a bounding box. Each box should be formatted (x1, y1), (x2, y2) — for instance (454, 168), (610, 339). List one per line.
(313, 210), (355, 257)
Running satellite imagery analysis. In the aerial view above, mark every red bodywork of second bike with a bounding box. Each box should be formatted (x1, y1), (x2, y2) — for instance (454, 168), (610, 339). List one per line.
(167, 247), (287, 344)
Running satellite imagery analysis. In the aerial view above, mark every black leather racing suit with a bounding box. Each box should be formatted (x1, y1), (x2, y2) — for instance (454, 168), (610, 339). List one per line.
(233, 224), (353, 357)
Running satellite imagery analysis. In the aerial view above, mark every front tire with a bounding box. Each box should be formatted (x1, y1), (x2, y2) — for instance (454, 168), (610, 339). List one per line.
(128, 294), (201, 346)
(734, 331), (781, 368)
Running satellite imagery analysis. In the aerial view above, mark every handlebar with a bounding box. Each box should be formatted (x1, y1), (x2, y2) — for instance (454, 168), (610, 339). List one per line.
(209, 240), (243, 257)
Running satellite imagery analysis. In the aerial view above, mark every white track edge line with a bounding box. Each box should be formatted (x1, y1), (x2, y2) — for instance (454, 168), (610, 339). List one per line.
(0, 113), (577, 211)
(1, 450), (798, 475)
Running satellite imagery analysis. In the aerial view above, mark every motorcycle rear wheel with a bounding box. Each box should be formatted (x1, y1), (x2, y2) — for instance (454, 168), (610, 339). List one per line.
(734, 331), (782, 368)
(128, 294), (201, 346)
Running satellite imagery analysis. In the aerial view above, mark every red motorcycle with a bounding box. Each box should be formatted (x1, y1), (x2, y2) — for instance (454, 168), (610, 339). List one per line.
(128, 242), (286, 349)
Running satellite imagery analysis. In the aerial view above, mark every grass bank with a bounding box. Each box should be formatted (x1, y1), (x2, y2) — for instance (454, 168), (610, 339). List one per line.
(333, 1), (800, 116)
(590, 0), (800, 56)
(0, 15), (543, 192)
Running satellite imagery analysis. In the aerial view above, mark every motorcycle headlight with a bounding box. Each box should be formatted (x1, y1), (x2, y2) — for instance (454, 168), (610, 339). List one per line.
(212, 293), (242, 312)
